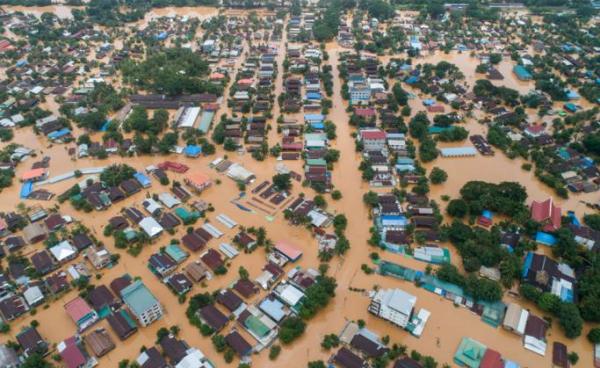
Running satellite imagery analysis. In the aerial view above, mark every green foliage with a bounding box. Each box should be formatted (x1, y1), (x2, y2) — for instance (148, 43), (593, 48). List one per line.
(100, 164), (136, 186)
(278, 316), (306, 344)
(269, 345), (281, 360)
(446, 199), (468, 218)
(321, 333), (340, 350)
(121, 48), (218, 96)
(272, 173), (292, 191)
(429, 167), (447, 184)
(437, 126), (469, 142)
(587, 328), (600, 344)
(298, 276), (337, 319)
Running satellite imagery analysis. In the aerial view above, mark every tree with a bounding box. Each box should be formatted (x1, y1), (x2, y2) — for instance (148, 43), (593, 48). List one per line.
(223, 138), (237, 151)
(21, 354), (53, 368)
(278, 316), (306, 344)
(489, 53), (502, 64)
(557, 302), (583, 338)
(429, 167), (448, 184)
(269, 345), (281, 360)
(419, 138), (438, 162)
(100, 164), (136, 186)
(363, 191), (379, 208)
(272, 173), (292, 191)
(588, 328), (600, 344)
(321, 334), (340, 349)
(331, 190), (342, 200)
(447, 199), (468, 218)
(308, 361), (327, 368)
(238, 266), (249, 280)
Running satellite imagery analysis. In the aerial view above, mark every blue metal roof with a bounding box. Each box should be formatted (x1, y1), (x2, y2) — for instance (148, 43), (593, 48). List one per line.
(184, 145), (202, 157)
(133, 172), (151, 187)
(20, 181), (33, 199)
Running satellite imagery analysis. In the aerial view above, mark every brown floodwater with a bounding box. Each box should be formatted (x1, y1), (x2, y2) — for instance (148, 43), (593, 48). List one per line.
(0, 8), (598, 368)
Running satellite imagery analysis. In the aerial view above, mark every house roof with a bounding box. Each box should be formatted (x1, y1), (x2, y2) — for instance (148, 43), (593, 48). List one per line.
(530, 198), (561, 231)
(552, 342), (568, 368)
(64, 297), (93, 323)
(360, 129), (386, 140)
(233, 279), (259, 299)
(107, 309), (138, 340)
(525, 315), (547, 340)
(120, 280), (160, 317)
(21, 168), (46, 181)
(159, 335), (188, 363)
(225, 331), (252, 356)
(58, 337), (86, 368)
(88, 285), (116, 311)
(84, 328), (115, 357)
(186, 172), (211, 188)
(16, 327), (47, 356)
(274, 241), (302, 261)
(480, 348), (503, 368)
(199, 304), (229, 331)
(217, 289), (244, 312)
(334, 347), (365, 368)
(393, 357), (423, 368)
(137, 347), (168, 368)
(350, 334), (387, 358)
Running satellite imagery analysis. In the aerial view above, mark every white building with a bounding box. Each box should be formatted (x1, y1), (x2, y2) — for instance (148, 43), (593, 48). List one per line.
(368, 288), (416, 328)
(120, 280), (163, 327)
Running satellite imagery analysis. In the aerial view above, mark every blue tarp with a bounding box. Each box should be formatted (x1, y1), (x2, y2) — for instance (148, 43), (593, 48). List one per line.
(306, 92), (321, 100)
(304, 114), (324, 122)
(155, 32), (168, 40)
(381, 215), (409, 227)
(522, 252), (534, 278)
(535, 231), (557, 246)
(133, 172), (151, 188)
(48, 128), (71, 140)
(566, 90), (580, 100)
(482, 210), (492, 220)
(20, 181), (33, 199)
(99, 120), (112, 132)
(184, 145), (202, 157)
(513, 65), (532, 80)
(422, 99), (435, 106)
(310, 122), (324, 130)
(405, 76), (419, 84)
(567, 211), (580, 227)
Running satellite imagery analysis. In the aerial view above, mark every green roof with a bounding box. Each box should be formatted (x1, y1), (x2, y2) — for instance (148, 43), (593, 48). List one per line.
(306, 158), (326, 166)
(454, 337), (486, 368)
(244, 315), (270, 338)
(174, 207), (199, 221)
(165, 243), (188, 263)
(120, 280), (160, 317)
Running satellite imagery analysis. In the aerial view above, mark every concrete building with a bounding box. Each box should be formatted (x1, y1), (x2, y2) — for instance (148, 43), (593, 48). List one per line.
(368, 288), (416, 328)
(120, 280), (163, 327)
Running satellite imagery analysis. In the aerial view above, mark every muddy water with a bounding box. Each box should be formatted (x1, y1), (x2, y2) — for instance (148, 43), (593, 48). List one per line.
(0, 5), (82, 19)
(0, 10), (598, 368)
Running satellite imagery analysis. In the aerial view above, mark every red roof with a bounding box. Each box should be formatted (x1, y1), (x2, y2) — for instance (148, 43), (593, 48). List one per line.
(480, 349), (503, 368)
(526, 124), (545, 135)
(21, 168), (47, 181)
(530, 198), (561, 232)
(59, 337), (86, 368)
(427, 105), (445, 113)
(360, 130), (386, 140)
(64, 297), (93, 323)
(274, 241), (302, 261)
(354, 108), (376, 117)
